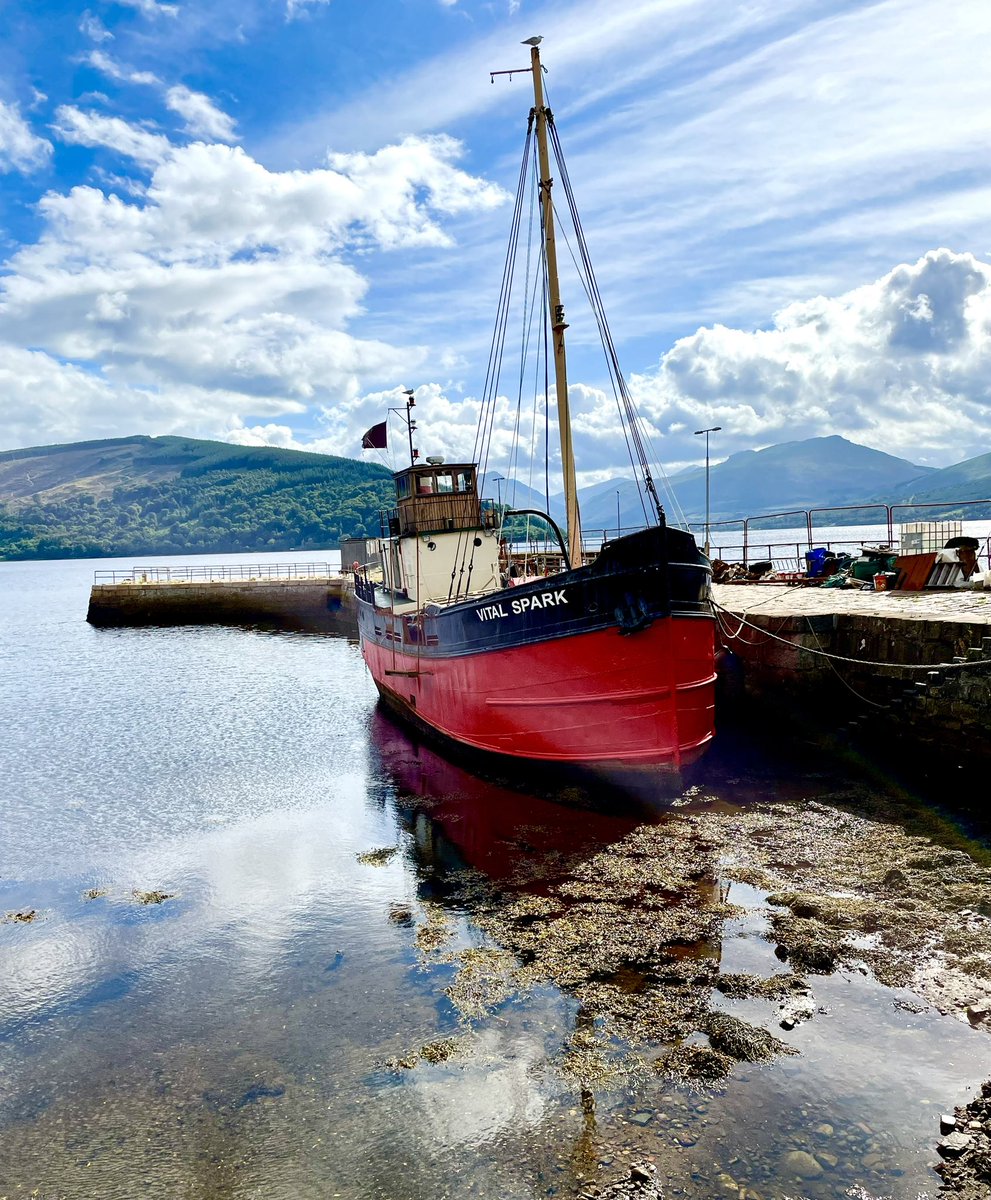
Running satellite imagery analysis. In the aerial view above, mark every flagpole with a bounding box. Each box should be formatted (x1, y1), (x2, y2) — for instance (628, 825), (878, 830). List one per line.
(402, 389), (417, 467)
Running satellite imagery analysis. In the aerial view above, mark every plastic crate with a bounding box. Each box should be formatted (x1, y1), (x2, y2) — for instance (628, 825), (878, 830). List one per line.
(899, 521), (962, 554)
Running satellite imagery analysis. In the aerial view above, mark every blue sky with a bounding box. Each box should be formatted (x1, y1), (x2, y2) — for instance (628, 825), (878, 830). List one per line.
(2, 0), (991, 483)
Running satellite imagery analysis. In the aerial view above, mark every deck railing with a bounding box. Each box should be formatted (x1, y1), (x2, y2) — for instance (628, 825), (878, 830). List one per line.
(93, 563), (339, 585)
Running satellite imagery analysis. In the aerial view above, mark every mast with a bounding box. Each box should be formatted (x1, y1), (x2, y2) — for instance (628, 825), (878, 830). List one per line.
(529, 44), (583, 569)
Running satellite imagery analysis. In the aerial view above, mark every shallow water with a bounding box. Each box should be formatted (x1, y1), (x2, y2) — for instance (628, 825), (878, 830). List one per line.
(2, 553), (990, 1199)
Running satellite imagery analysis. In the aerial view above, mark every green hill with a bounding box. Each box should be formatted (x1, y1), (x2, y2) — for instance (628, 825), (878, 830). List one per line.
(0, 435), (393, 560)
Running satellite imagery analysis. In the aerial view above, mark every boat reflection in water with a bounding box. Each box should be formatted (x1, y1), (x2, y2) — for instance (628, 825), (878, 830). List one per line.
(366, 702), (730, 1001)
(369, 706), (651, 879)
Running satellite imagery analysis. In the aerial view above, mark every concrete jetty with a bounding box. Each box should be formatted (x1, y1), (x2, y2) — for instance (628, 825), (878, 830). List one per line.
(87, 563), (353, 633)
(714, 582), (991, 772)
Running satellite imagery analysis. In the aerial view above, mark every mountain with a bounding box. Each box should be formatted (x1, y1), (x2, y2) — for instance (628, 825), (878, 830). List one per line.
(877, 451), (991, 509)
(664, 436), (933, 522)
(4, 431), (983, 562)
(477, 471), (556, 519)
(481, 437), (942, 534)
(0, 435), (393, 560)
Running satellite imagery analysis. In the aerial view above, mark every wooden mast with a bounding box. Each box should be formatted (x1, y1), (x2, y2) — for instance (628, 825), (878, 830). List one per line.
(529, 43), (582, 570)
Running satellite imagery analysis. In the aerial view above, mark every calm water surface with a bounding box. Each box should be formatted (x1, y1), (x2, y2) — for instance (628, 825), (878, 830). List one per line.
(2, 553), (990, 1199)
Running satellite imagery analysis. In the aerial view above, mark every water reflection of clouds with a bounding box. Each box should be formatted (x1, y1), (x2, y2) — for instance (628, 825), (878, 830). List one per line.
(402, 1024), (556, 1148)
(1, 774), (412, 1029)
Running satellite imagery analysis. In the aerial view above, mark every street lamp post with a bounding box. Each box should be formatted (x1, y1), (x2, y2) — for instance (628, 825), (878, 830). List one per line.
(493, 474), (505, 510)
(615, 489), (621, 538)
(693, 426), (721, 557)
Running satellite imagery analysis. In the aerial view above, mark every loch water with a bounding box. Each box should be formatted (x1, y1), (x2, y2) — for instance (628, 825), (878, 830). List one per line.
(2, 552), (991, 1200)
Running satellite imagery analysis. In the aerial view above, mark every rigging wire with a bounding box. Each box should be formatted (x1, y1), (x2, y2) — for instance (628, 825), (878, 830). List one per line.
(448, 113), (535, 602)
(545, 112), (675, 529)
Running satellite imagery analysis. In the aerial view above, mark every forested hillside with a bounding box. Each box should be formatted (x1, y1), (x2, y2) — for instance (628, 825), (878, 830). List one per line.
(0, 436), (393, 560)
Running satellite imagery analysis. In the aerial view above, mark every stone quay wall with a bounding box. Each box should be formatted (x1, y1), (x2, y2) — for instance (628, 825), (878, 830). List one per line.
(713, 584), (991, 770)
(87, 576), (354, 633)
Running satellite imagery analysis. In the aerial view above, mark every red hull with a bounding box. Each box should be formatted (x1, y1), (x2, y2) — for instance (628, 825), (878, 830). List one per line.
(362, 615), (715, 771)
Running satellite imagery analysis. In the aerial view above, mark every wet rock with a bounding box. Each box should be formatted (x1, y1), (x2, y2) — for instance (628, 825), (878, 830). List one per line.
(233, 1083), (285, 1109)
(715, 972), (809, 1000)
(941, 1114), (958, 1134)
(388, 904), (413, 925)
(579, 1160), (661, 1199)
(967, 1000), (991, 1025)
(938, 1131), (973, 1158)
(385, 1053), (419, 1071)
(770, 914), (840, 974)
(779, 1150), (823, 1179)
(713, 1172), (738, 1197)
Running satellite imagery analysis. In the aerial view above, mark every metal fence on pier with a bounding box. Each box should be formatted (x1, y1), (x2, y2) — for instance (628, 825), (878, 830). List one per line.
(93, 563), (339, 585)
(687, 498), (991, 572)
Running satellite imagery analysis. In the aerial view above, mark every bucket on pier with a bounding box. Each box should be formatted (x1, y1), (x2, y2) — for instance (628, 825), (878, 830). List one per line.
(873, 573), (896, 591)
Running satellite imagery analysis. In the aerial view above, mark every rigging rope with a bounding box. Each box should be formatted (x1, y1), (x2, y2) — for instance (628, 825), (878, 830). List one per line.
(712, 595), (991, 673)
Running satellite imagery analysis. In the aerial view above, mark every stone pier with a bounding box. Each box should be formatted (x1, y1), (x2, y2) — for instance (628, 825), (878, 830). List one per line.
(87, 572), (354, 633)
(713, 583), (991, 772)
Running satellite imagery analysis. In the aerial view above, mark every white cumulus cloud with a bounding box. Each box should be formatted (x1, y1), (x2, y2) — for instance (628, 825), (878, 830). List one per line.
(0, 131), (506, 452)
(624, 249), (991, 470)
(305, 251), (991, 482)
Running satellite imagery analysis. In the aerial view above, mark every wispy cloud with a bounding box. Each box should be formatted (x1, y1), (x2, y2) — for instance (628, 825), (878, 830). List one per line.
(79, 12), (114, 42)
(86, 49), (161, 87)
(52, 106), (172, 165)
(285, 0), (330, 18)
(113, 0), (180, 17)
(0, 99), (52, 173)
(165, 85), (237, 142)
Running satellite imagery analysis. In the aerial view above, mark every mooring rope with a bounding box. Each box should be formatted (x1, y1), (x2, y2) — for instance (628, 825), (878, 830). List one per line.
(711, 595), (991, 674)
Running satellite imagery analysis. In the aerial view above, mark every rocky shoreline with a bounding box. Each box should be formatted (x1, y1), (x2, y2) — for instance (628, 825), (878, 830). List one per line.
(936, 1080), (991, 1198)
(380, 781), (991, 1196)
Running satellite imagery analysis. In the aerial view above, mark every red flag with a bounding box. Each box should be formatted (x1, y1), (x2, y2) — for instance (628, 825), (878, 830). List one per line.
(361, 421), (387, 449)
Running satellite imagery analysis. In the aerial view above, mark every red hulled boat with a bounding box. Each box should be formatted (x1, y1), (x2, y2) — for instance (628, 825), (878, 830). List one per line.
(355, 40), (715, 776)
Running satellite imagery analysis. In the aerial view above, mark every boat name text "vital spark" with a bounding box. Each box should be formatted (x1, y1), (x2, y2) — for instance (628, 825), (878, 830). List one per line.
(475, 590), (568, 621)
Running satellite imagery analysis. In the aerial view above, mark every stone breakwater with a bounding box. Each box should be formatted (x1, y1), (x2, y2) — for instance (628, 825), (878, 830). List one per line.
(713, 583), (991, 772)
(86, 575), (354, 633)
